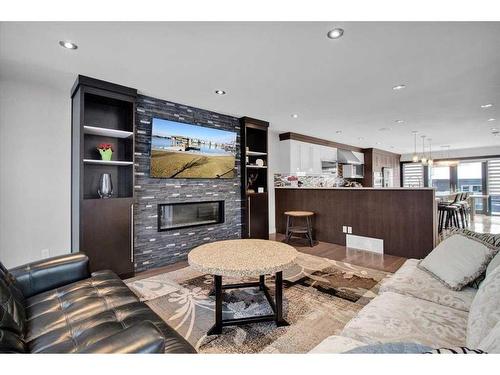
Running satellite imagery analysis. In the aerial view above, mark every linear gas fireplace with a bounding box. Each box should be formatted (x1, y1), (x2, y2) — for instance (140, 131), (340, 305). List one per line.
(157, 201), (225, 231)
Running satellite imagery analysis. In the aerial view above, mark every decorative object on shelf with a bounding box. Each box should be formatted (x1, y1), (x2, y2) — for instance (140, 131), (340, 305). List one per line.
(287, 175), (299, 188)
(258, 187), (264, 193)
(98, 173), (113, 198)
(256, 158), (264, 167)
(97, 143), (113, 161)
(247, 172), (258, 192)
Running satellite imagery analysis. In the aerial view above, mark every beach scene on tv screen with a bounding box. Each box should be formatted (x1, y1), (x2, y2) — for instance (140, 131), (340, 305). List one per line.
(150, 118), (237, 178)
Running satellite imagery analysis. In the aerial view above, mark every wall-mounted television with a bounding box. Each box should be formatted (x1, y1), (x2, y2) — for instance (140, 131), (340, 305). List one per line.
(150, 117), (237, 179)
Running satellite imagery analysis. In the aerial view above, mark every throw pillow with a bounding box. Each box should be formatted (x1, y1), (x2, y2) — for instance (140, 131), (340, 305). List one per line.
(418, 233), (498, 290)
(344, 342), (433, 354)
(467, 265), (500, 348)
(424, 347), (486, 354)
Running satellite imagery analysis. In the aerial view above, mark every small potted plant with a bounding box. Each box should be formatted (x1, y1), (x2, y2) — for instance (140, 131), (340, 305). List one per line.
(97, 143), (113, 161)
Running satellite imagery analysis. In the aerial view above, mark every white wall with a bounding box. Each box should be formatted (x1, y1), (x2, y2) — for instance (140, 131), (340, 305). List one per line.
(0, 79), (71, 268)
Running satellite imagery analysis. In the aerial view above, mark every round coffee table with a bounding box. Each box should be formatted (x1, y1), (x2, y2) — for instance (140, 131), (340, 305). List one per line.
(188, 239), (298, 335)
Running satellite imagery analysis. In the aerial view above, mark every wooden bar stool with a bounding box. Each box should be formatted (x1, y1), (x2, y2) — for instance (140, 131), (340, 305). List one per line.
(284, 211), (314, 247)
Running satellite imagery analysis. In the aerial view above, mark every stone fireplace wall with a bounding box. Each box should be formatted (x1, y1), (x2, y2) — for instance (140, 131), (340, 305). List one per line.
(133, 94), (242, 272)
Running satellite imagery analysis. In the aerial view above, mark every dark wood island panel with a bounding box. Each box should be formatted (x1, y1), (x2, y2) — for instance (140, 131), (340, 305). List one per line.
(275, 188), (437, 259)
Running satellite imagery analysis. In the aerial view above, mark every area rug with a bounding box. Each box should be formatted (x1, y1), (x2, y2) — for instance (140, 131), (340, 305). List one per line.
(125, 253), (390, 353)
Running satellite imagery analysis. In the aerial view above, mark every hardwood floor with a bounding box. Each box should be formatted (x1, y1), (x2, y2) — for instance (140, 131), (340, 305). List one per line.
(131, 234), (406, 280)
(270, 233), (406, 273)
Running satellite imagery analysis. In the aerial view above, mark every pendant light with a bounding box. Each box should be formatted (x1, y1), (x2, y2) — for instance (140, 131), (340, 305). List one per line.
(420, 135), (427, 165)
(412, 131), (419, 162)
(427, 138), (434, 166)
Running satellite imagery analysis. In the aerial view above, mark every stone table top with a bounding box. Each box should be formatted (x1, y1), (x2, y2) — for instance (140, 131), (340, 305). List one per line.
(188, 239), (298, 277)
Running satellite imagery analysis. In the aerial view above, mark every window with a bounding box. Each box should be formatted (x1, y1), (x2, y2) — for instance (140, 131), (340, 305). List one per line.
(403, 163), (424, 187)
(488, 159), (500, 215)
(430, 165), (451, 194)
(458, 161), (483, 211)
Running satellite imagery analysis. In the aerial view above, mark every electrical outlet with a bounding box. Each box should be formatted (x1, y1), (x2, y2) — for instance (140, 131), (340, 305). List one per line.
(342, 226), (347, 233)
(41, 248), (50, 259)
(347, 226), (353, 234)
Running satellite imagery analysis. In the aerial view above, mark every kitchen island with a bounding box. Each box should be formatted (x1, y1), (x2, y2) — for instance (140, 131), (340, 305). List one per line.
(275, 187), (437, 259)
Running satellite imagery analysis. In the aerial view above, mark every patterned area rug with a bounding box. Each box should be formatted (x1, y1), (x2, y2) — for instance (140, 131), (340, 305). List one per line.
(126, 253), (390, 353)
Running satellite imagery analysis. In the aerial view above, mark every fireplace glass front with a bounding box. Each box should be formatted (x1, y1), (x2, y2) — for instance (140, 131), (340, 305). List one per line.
(158, 201), (224, 231)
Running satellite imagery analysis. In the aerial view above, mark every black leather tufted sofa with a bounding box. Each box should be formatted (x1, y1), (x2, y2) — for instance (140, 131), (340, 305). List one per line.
(0, 253), (196, 353)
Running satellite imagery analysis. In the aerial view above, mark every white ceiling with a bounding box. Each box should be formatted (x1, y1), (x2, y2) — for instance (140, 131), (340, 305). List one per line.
(1, 22), (499, 153)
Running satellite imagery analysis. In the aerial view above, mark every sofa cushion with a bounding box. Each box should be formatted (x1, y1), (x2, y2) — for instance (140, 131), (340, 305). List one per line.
(24, 270), (140, 342)
(467, 265), (500, 348)
(341, 292), (468, 348)
(486, 251), (500, 278)
(0, 261), (25, 303)
(478, 320), (500, 354)
(22, 269), (194, 353)
(309, 335), (367, 354)
(0, 328), (26, 353)
(418, 234), (498, 290)
(0, 278), (26, 335)
(380, 259), (476, 312)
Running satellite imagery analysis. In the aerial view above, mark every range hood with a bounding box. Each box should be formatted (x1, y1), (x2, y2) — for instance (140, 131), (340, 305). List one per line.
(338, 149), (363, 165)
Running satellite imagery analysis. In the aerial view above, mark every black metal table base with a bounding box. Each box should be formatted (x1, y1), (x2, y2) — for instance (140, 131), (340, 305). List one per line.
(207, 272), (288, 335)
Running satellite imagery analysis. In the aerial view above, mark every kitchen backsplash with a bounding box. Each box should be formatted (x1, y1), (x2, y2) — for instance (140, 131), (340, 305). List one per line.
(274, 173), (346, 188)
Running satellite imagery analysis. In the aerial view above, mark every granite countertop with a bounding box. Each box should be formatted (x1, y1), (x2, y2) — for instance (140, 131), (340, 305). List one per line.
(274, 186), (435, 191)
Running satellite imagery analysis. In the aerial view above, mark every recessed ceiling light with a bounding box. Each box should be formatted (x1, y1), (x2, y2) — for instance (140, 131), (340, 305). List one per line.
(291, 114), (299, 119)
(395, 120), (404, 124)
(59, 40), (78, 50)
(358, 137), (364, 141)
(491, 128), (498, 132)
(214, 90), (226, 95)
(375, 142), (381, 145)
(481, 104), (493, 108)
(327, 28), (344, 39)
(379, 127), (391, 131)
(487, 118), (496, 122)
(335, 130), (342, 134)
(392, 84), (406, 91)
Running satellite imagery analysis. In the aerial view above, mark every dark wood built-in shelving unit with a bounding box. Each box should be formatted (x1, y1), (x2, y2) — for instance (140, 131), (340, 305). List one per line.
(71, 75), (137, 278)
(240, 116), (269, 239)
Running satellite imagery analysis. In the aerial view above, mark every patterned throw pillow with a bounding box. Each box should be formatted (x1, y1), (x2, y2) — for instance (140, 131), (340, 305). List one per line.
(441, 228), (500, 248)
(424, 347), (487, 354)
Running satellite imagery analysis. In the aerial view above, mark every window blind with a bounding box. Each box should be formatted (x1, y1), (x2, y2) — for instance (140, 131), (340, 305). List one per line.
(403, 163), (424, 188)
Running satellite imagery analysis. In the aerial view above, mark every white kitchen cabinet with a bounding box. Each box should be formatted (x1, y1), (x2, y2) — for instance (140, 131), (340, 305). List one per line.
(279, 140), (338, 174)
